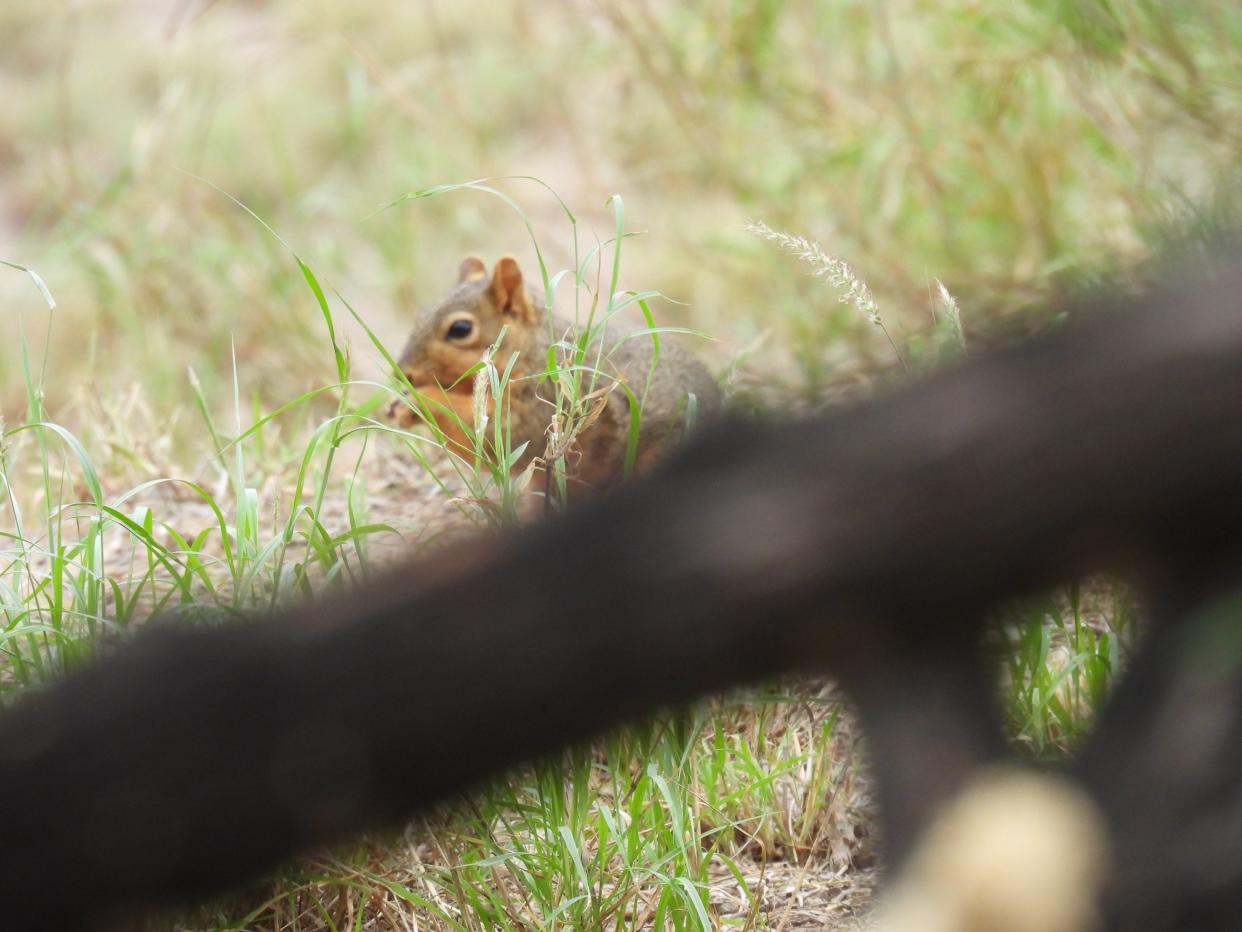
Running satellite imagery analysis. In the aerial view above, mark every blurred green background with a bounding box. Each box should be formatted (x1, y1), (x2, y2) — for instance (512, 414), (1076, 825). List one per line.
(4, 5), (1240, 926)
(4, 0), (1241, 456)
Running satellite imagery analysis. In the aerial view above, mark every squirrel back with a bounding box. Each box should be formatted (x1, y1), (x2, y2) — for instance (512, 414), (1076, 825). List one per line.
(389, 255), (721, 490)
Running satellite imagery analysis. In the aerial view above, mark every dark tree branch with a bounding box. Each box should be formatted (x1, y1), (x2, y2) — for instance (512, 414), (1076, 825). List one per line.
(1074, 578), (1242, 932)
(2, 262), (1242, 927)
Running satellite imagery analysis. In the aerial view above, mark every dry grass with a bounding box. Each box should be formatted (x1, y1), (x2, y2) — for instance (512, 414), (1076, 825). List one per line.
(3, 1), (1241, 927)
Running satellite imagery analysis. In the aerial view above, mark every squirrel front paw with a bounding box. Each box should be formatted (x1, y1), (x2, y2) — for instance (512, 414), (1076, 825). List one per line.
(386, 395), (420, 428)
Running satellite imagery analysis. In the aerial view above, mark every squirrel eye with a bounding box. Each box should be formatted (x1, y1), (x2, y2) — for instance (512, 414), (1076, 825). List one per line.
(446, 319), (474, 340)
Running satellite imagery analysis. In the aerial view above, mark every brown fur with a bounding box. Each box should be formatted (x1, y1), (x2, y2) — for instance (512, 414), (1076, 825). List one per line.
(388, 255), (721, 492)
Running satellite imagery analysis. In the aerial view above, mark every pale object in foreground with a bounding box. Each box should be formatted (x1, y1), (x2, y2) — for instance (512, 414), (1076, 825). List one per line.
(876, 768), (1111, 932)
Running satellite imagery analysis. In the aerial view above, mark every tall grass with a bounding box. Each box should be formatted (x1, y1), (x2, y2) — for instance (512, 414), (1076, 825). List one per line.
(378, 180), (705, 516)
(3, 1), (1238, 925)
(4, 197), (878, 929)
(6, 2), (1242, 417)
(5, 186), (1138, 929)
(994, 582), (1140, 759)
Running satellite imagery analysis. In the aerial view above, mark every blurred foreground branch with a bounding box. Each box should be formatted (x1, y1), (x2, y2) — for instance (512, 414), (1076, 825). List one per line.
(3, 261), (1242, 928)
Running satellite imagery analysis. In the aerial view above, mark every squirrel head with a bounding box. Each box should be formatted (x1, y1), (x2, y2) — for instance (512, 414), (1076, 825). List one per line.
(395, 255), (542, 397)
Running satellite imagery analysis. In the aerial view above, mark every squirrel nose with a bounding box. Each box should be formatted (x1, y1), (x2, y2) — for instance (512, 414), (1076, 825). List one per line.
(400, 365), (432, 389)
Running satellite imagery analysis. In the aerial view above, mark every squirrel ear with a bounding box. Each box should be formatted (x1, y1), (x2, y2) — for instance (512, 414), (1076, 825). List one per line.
(490, 255), (534, 321)
(458, 255), (486, 284)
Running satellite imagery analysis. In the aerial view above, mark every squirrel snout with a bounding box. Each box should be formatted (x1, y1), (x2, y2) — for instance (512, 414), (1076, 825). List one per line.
(388, 365), (435, 428)
(397, 361), (432, 387)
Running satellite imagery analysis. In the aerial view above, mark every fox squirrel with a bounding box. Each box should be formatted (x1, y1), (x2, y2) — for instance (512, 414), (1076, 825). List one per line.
(387, 255), (721, 491)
